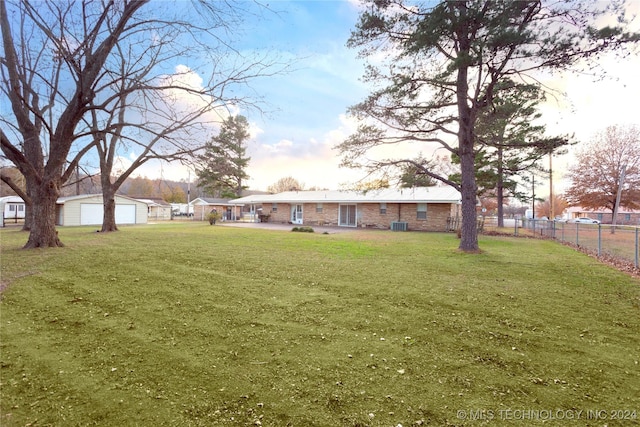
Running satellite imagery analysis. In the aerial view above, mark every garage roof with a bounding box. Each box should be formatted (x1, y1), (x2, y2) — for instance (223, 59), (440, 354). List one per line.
(56, 194), (144, 204)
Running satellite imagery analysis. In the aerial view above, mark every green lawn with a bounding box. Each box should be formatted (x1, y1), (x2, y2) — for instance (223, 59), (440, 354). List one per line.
(1, 223), (638, 426)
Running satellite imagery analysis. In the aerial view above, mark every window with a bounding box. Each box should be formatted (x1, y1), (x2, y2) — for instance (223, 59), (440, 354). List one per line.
(316, 203), (323, 213)
(9, 205), (15, 212)
(272, 203), (278, 213)
(625, 214), (631, 221)
(417, 203), (427, 220)
(597, 213), (603, 221)
(18, 205), (24, 211)
(380, 203), (387, 214)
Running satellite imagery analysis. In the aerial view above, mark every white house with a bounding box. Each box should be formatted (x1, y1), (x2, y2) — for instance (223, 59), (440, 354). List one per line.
(0, 195), (26, 226)
(190, 197), (244, 221)
(136, 198), (172, 221)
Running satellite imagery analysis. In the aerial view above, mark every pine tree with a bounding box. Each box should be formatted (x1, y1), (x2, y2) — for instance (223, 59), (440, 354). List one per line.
(339, 0), (638, 252)
(197, 116), (251, 198)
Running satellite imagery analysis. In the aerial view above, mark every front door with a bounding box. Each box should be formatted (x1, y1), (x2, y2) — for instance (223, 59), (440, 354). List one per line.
(291, 204), (303, 224)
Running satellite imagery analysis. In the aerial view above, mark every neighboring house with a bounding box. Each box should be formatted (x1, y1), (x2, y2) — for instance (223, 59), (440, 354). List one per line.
(566, 206), (640, 225)
(231, 187), (462, 231)
(136, 198), (172, 221)
(190, 197), (244, 222)
(0, 196), (26, 226)
(56, 194), (148, 226)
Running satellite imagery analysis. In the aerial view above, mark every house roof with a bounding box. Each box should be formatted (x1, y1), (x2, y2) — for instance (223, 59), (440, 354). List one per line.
(0, 196), (24, 204)
(135, 198), (171, 207)
(56, 194), (145, 204)
(135, 197), (171, 206)
(231, 187), (461, 204)
(190, 197), (244, 206)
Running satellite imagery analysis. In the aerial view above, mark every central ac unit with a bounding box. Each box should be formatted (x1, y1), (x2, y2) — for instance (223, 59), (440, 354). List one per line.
(390, 221), (408, 231)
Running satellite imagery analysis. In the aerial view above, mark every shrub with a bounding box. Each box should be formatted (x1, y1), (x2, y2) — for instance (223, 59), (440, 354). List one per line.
(206, 211), (222, 225)
(291, 226), (314, 233)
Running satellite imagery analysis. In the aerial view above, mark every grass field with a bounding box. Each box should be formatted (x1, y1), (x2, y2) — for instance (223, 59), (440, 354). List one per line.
(483, 220), (640, 268)
(1, 223), (639, 426)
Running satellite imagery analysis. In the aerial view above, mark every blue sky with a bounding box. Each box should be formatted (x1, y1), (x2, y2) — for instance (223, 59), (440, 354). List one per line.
(136, 0), (640, 195)
(237, 0), (372, 190)
(141, 0), (373, 190)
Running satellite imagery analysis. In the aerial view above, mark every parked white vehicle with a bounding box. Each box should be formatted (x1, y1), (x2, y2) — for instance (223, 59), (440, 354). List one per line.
(572, 217), (600, 224)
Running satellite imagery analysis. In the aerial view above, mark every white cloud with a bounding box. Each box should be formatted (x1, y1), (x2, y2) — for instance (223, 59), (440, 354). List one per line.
(245, 113), (364, 190)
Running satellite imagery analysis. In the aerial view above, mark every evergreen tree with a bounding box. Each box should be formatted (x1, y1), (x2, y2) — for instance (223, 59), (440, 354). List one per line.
(451, 81), (570, 226)
(339, 0), (638, 252)
(197, 116), (251, 198)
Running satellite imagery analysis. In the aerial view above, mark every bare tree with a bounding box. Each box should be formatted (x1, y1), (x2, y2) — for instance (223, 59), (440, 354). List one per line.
(1, 0), (285, 243)
(565, 124), (640, 223)
(536, 194), (570, 220)
(1, 0), (149, 247)
(267, 176), (305, 193)
(89, 6), (285, 232)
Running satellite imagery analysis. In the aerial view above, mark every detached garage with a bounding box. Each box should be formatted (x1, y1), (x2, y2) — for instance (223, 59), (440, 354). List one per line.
(56, 194), (148, 226)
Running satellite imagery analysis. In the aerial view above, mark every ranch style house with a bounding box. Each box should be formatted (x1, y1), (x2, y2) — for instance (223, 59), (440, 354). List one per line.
(231, 187), (462, 232)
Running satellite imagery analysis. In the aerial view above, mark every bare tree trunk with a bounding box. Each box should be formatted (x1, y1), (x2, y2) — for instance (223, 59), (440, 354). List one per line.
(24, 179), (62, 248)
(101, 177), (118, 232)
(22, 204), (32, 232)
(610, 168), (625, 234)
(22, 179), (34, 233)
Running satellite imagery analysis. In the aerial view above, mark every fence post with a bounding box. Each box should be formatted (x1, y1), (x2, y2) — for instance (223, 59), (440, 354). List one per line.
(636, 227), (640, 268)
(597, 224), (602, 257)
(576, 223), (579, 246)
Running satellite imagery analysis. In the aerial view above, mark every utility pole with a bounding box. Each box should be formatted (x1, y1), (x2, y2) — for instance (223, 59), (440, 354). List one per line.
(187, 170), (191, 218)
(549, 152), (554, 220)
(532, 172), (535, 219)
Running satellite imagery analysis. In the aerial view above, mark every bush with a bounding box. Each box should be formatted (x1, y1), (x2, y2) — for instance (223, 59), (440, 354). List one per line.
(291, 226), (314, 233)
(206, 211), (222, 225)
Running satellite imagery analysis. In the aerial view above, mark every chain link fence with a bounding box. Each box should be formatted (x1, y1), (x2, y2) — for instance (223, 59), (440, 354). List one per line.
(482, 217), (640, 269)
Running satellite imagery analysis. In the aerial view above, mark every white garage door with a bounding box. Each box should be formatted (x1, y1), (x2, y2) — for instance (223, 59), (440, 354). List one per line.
(80, 203), (136, 225)
(80, 204), (103, 225)
(115, 204), (136, 224)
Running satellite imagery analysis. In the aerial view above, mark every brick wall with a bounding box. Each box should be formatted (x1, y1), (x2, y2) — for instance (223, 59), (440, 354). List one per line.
(266, 202), (291, 223)
(265, 201), (458, 231)
(359, 203), (454, 231)
(303, 203), (340, 226)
